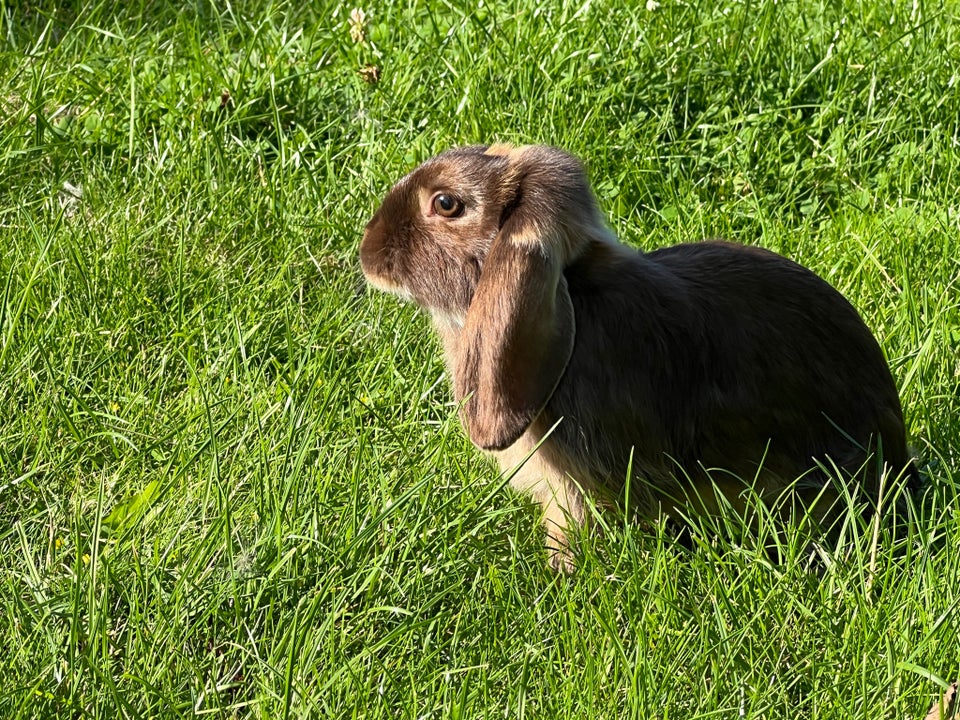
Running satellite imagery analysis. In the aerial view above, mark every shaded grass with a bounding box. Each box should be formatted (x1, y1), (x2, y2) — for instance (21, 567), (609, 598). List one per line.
(1, 0), (959, 717)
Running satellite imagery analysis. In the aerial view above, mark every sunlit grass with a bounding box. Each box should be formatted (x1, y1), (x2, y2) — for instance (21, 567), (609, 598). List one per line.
(1, 0), (958, 717)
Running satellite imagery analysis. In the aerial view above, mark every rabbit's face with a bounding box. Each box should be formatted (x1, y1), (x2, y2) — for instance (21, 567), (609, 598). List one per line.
(362, 143), (602, 451)
(360, 146), (510, 320)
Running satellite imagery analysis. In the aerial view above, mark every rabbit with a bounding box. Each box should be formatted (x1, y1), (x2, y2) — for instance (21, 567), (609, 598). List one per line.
(359, 143), (916, 572)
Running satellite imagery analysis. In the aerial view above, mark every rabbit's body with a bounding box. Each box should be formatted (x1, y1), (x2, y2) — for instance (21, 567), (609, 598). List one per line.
(525, 239), (908, 512)
(360, 144), (914, 571)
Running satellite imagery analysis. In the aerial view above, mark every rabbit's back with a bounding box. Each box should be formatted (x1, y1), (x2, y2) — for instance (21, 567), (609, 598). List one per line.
(542, 239), (908, 510)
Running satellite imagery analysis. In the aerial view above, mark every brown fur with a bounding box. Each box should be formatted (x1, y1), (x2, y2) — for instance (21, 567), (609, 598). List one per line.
(360, 144), (916, 571)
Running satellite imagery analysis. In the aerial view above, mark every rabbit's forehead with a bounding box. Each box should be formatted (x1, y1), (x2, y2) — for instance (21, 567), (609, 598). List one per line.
(406, 153), (499, 194)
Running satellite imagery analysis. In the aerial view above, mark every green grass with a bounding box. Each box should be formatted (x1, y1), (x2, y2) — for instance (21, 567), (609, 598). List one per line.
(1, 0), (959, 716)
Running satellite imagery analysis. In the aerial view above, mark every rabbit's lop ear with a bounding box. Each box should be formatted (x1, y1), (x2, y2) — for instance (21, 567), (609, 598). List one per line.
(455, 146), (596, 451)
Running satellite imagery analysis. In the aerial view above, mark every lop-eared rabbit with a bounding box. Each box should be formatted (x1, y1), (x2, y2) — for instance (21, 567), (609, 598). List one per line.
(360, 144), (915, 572)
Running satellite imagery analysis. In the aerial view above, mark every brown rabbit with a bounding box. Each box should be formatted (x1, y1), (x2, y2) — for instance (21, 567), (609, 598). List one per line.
(359, 143), (915, 572)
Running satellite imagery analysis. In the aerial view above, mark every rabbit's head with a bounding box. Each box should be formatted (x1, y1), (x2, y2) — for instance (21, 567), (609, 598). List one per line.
(360, 144), (611, 451)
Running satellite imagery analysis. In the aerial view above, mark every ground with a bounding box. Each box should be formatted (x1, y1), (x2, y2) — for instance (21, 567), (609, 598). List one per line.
(1, 1), (958, 717)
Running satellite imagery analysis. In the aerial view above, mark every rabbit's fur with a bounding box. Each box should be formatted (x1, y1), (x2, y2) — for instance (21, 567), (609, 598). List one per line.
(360, 144), (915, 571)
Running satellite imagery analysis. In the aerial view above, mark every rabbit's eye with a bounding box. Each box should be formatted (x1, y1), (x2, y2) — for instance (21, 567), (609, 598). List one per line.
(432, 193), (464, 218)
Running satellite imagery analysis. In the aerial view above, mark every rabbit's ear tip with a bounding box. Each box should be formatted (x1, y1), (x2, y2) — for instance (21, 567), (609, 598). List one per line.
(471, 434), (517, 452)
(461, 401), (529, 451)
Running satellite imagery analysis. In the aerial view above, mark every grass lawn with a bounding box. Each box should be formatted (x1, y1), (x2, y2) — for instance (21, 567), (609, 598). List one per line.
(2, 0), (959, 716)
